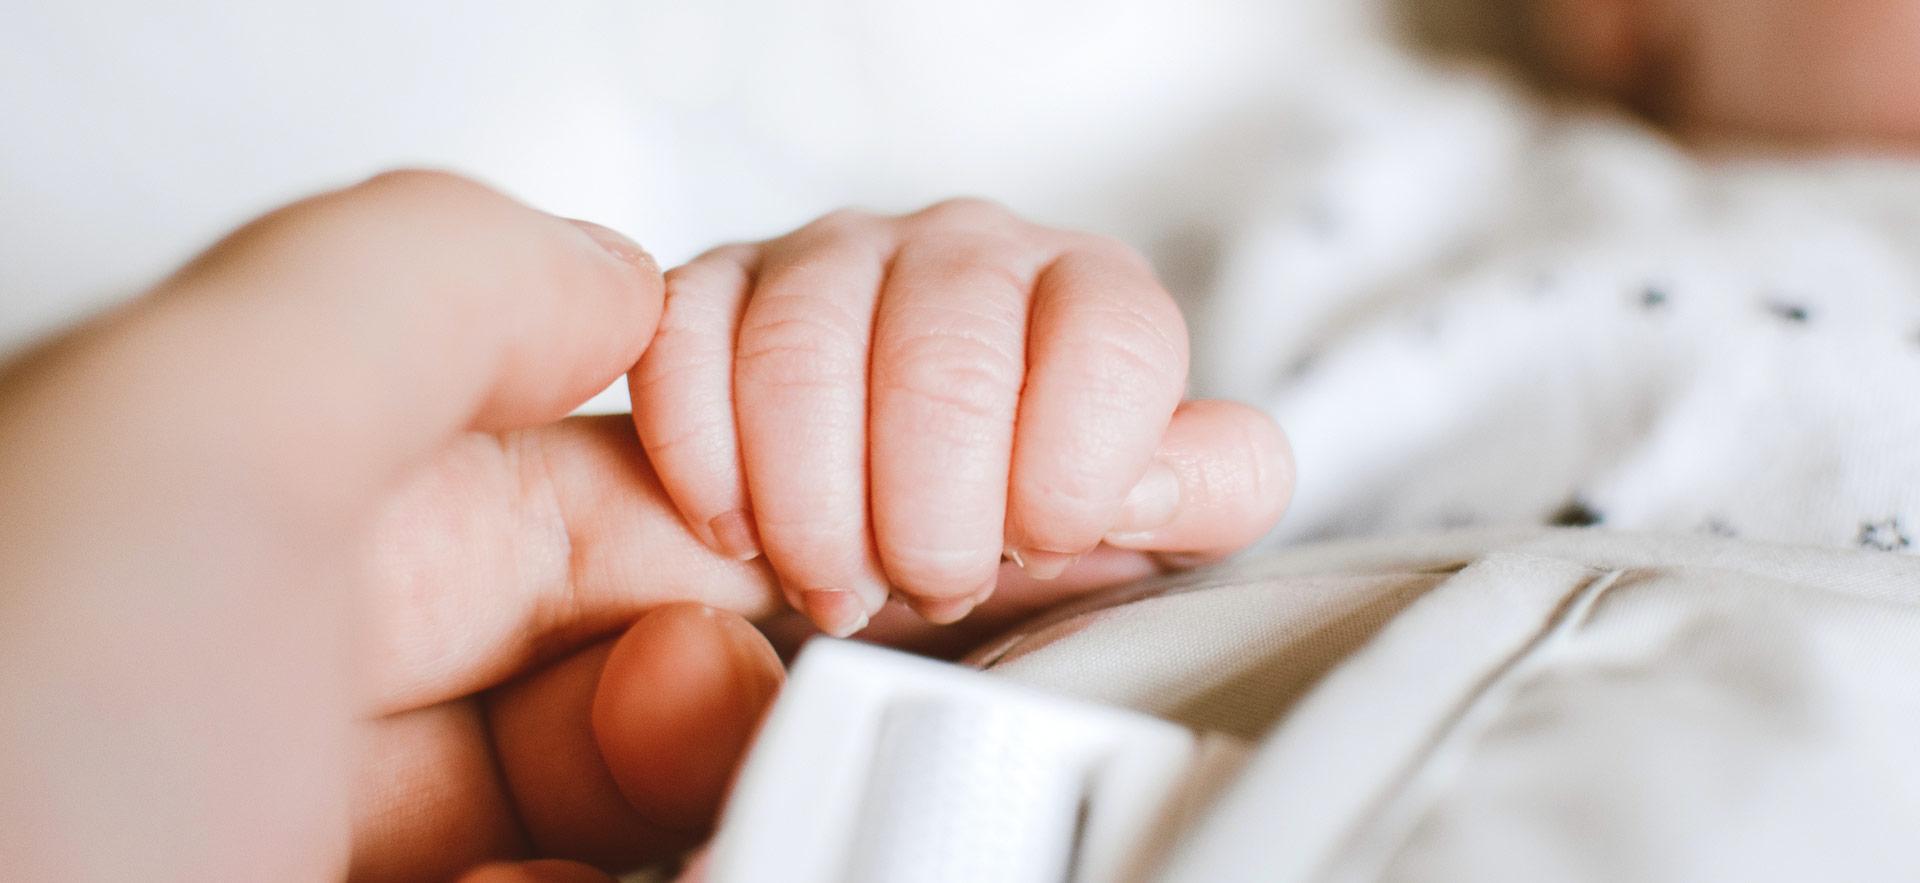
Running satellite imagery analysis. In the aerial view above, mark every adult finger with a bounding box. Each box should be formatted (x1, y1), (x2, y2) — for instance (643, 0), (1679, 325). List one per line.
(352, 605), (780, 880)
(487, 605), (779, 869)
(629, 245), (764, 561)
(363, 414), (783, 715)
(592, 604), (784, 835)
(146, 169), (666, 511)
(0, 170), (663, 881)
(1100, 399), (1295, 560)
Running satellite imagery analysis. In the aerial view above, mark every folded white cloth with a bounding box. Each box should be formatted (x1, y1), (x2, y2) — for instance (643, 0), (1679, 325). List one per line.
(712, 529), (1920, 881)
(977, 528), (1920, 882)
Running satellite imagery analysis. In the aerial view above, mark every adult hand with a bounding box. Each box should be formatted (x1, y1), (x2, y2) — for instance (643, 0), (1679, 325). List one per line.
(0, 171), (785, 882)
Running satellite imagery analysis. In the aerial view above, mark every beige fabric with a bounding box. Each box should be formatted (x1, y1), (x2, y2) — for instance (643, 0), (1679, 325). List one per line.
(977, 529), (1920, 882)
(979, 573), (1443, 740)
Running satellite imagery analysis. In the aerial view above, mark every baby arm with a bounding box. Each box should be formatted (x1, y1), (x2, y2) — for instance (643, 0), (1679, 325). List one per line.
(629, 199), (1294, 636)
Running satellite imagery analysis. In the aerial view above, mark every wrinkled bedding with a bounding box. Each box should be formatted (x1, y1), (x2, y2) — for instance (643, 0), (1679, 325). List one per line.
(979, 529), (1920, 881)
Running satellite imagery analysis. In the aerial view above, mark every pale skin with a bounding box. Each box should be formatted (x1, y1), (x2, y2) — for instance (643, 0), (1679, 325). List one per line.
(12, 6), (1910, 876)
(0, 171), (1290, 881)
(631, 199), (1290, 636)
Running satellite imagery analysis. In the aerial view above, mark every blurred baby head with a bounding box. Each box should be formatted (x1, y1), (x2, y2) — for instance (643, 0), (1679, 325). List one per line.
(1532, 0), (1920, 146)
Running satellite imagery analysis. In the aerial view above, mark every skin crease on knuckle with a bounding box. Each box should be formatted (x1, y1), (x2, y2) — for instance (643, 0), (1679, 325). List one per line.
(1077, 289), (1190, 375)
(733, 310), (870, 389)
(1043, 245), (1189, 383)
(877, 329), (1024, 425)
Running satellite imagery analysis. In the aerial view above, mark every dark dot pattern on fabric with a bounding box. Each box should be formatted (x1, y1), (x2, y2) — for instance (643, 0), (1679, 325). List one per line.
(1858, 517), (1912, 552)
(1288, 257), (1920, 553)
(1550, 498), (1604, 527)
(1701, 517), (1738, 538)
(1284, 352), (1319, 380)
(1765, 301), (1811, 324)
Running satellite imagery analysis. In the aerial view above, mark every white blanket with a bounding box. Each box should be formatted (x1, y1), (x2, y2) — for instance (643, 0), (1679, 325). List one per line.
(1191, 47), (1920, 555)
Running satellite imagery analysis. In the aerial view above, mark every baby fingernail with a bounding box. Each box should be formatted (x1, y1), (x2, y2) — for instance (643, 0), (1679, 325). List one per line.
(801, 589), (869, 638)
(1110, 460), (1181, 537)
(911, 594), (978, 625)
(1014, 549), (1079, 581)
(707, 509), (762, 561)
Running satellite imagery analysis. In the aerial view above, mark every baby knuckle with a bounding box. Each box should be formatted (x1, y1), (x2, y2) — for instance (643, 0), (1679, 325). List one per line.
(651, 292), (719, 340)
(356, 168), (495, 204)
(802, 206), (882, 238)
(1065, 231), (1144, 262)
(878, 336), (1022, 422)
(639, 415), (724, 460)
(735, 314), (866, 386)
(697, 241), (761, 264)
(1080, 303), (1189, 382)
(1053, 335), (1179, 410)
(631, 344), (715, 401)
(662, 261), (731, 299)
(892, 371), (1017, 427)
(914, 196), (1015, 229)
(899, 235), (1050, 297)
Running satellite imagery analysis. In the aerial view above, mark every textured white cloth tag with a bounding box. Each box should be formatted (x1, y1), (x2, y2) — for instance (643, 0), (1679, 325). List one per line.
(705, 639), (1227, 883)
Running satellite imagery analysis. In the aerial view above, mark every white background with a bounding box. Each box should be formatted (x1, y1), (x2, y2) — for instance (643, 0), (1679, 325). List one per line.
(0, 0), (1378, 387)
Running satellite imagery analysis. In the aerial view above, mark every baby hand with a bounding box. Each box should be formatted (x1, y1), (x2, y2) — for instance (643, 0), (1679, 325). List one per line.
(629, 199), (1292, 636)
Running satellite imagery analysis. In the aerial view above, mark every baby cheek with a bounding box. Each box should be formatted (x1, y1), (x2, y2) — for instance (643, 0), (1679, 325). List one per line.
(1530, 0), (1646, 94)
(1831, 3), (1920, 142)
(1679, 0), (1920, 144)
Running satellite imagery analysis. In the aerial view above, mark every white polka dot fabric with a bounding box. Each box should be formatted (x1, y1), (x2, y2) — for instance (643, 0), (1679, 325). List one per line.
(1192, 49), (1920, 556)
